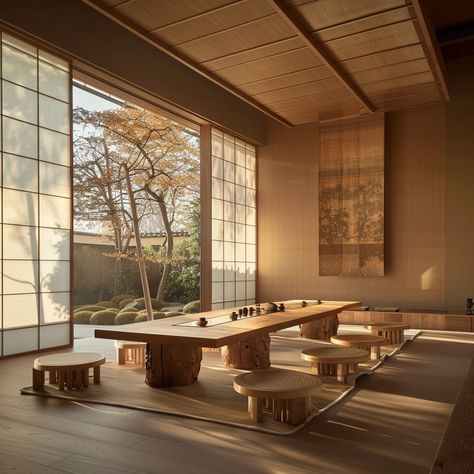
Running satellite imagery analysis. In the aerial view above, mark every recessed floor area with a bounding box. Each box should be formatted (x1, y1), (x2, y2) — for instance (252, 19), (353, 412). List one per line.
(0, 327), (472, 473)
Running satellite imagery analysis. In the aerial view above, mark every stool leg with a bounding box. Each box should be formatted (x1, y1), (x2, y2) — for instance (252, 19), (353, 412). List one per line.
(371, 346), (380, 360)
(57, 371), (65, 391)
(32, 369), (45, 391)
(248, 396), (263, 422)
(336, 363), (347, 383)
(74, 370), (82, 390)
(288, 397), (309, 425)
(117, 347), (126, 365)
(93, 366), (101, 384)
(82, 369), (89, 387)
(49, 370), (57, 384)
(66, 371), (74, 390)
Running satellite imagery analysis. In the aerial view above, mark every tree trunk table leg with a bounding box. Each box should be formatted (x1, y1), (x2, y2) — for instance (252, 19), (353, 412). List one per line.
(82, 369), (89, 387)
(299, 312), (339, 340)
(221, 334), (271, 370)
(74, 370), (82, 389)
(145, 343), (202, 388)
(248, 396), (263, 422)
(57, 371), (65, 391)
(32, 368), (45, 391)
(117, 347), (126, 365)
(288, 396), (311, 425)
(66, 371), (74, 390)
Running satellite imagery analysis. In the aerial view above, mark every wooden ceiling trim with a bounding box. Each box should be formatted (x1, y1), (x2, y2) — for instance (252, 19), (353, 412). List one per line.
(361, 71), (435, 95)
(267, 90), (354, 114)
(217, 49), (324, 86)
(321, 20), (420, 62)
(410, 0), (449, 101)
(172, 12), (280, 48)
(350, 58), (430, 85)
(311, 6), (414, 43)
(268, 0), (375, 113)
(201, 36), (302, 71)
(341, 43), (425, 73)
(150, 0), (248, 32)
(252, 77), (345, 104)
(175, 15), (296, 64)
(82, 0), (293, 126)
(239, 66), (334, 96)
(280, 101), (363, 124)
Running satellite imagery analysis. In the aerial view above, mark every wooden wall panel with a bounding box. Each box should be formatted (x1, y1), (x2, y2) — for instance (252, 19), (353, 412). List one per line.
(258, 103), (446, 310)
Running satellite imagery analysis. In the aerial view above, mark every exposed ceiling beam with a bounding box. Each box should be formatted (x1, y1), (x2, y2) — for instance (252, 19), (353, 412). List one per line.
(267, 0), (376, 113)
(82, 0), (293, 127)
(410, 0), (449, 101)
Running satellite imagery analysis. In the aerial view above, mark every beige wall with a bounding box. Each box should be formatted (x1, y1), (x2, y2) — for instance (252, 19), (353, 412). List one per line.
(258, 104), (448, 311)
(446, 56), (474, 311)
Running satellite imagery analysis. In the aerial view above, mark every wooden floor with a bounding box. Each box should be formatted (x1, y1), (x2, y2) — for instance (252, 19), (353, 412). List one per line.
(0, 330), (472, 474)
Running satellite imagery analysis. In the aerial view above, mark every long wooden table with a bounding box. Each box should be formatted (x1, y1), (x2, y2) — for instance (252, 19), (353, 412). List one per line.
(95, 300), (359, 388)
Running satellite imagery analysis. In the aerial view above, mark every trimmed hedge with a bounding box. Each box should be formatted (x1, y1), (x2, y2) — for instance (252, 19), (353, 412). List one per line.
(74, 305), (106, 313)
(119, 307), (139, 314)
(96, 300), (117, 309)
(134, 313), (148, 323)
(125, 297), (164, 311)
(74, 311), (93, 324)
(115, 311), (139, 325)
(111, 294), (137, 305)
(90, 310), (117, 325)
(118, 297), (136, 309)
(163, 311), (185, 317)
(183, 300), (200, 313)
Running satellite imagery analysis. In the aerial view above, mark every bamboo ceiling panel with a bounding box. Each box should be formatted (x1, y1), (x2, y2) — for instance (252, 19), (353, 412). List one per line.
(86, 0), (449, 126)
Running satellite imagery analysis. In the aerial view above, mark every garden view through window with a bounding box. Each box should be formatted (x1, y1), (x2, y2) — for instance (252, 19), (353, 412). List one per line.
(73, 82), (201, 325)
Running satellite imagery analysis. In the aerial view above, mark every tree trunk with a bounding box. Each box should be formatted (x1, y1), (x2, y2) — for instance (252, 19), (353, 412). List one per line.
(145, 188), (174, 302)
(124, 166), (154, 321)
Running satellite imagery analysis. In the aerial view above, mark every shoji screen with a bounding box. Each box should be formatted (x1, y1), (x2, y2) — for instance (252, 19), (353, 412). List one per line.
(1, 32), (72, 357)
(210, 128), (256, 310)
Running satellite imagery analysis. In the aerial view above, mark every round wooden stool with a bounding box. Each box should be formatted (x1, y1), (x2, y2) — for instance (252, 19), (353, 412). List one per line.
(33, 352), (106, 391)
(115, 340), (147, 367)
(234, 368), (322, 425)
(330, 334), (387, 360)
(366, 322), (410, 344)
(301, 346), (370, 383)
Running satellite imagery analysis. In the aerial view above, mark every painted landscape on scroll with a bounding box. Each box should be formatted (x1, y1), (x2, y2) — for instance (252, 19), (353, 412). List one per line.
(319, 114), (384, 277)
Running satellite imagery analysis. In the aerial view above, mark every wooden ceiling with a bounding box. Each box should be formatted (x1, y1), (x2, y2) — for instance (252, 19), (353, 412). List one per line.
(83, 0), (449, 126)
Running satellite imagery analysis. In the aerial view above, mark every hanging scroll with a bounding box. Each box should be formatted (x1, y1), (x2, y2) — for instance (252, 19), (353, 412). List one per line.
(319, 114), (384, 276)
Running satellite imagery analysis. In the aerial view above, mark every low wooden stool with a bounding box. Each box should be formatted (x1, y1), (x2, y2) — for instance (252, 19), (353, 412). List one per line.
(301, 346), (370, 383)
(366, 322), (410, 344)
(33, 352), (106, 391)
(115, 340), (146, 367)
(234, 368), (322, 425)
(330, 334), (387, 360)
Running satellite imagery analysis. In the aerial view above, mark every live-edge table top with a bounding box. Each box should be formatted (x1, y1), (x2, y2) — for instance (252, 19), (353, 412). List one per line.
(94, 300), (360, 347)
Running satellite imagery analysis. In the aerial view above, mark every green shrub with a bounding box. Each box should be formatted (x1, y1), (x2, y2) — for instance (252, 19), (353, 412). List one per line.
(111, 294), (136, 305)
(74, 311), (93, 324)
(134, 313), (148, 323)
(125, 297), (163, 311)
(96, 300), (117, 308)
(115, 311), (139, 325)
(119, 307), (139, 314)
(118, 297), (136, 309)
(108, 308), (120, 313)
(183, 300), (200, 313)
(74, 305), (106, 313)
(90, 310), (117, 325)
(163, 311), (185, 317)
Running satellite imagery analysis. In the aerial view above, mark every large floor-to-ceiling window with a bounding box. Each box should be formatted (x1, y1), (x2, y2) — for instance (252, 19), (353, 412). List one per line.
(0, 32), (72, 357)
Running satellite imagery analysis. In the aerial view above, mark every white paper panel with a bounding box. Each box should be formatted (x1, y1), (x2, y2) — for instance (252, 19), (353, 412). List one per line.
(39, 128), (70, 166)
(3, 293), (38, 328)
(39, 61), (69, 102)
(39, 95), (69, 133)
(2, 81), (37, 123)
(40, 261), (70, 292)
(40, 228), (70, 260)
(39, 323), (70, 349)
(39, 194), (71, 229)
(3, 154), (38, 192)
(3, 116), (38, 158)
(40, 292), (70, 324)
(3, 225), (38, 260)
(3, 189), (38, 226)
(3, 327), (38, 356)
(2, 44), (37, 89)
(3, 260), (38, 294)
(40, 161), (70, 197)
